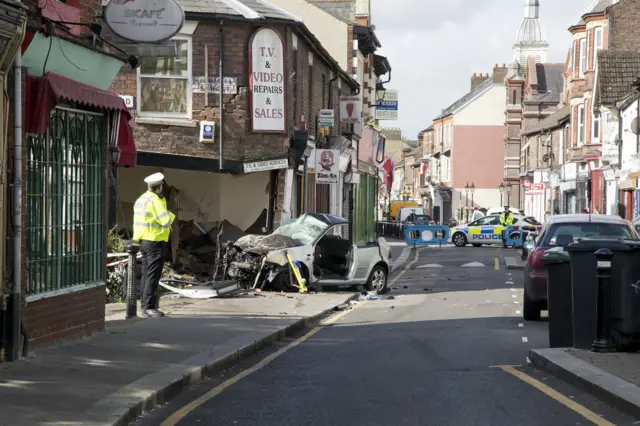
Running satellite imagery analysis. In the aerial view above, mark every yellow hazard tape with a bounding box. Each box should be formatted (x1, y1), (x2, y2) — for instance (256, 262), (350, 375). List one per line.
(285, 251), (308, 293)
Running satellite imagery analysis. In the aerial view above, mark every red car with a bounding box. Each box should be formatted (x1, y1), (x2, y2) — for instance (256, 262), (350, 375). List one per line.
(523, 214), (639, 321)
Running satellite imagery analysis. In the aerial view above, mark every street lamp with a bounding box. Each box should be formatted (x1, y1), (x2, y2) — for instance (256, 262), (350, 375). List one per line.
(499, 183), (505, 206)
(459, 189), (463, 221)
(470, 182), (476, 209)
(464, 183), (470, 222)
(505, 181), (513, 207)
(109, 144), (122, 166)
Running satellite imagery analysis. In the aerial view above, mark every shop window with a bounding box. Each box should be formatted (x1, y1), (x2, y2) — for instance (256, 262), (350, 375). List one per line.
(137, 36), (192, 119)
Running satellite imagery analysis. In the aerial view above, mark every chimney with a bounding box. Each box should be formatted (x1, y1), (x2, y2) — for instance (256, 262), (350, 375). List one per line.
(471, 72), (490, 90)
(493, 63), (508, 84)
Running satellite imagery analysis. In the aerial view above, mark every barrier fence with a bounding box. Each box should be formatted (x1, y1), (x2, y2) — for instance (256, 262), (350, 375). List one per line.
(404, 225), (450, 246)
(376, 221), (406, 239)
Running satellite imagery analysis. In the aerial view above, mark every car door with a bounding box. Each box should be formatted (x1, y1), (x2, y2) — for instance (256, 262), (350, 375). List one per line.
(468, 216), (494, 243)
(482, 215), (503, 244)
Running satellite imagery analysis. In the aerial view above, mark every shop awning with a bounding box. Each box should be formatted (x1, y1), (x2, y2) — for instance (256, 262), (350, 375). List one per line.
(26, 72), (136, 167)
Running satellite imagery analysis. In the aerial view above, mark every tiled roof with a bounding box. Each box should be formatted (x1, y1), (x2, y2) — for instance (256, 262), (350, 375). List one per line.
(573, 0), (616, 26)
(435, 77), (495, 120)
(179, 0), (301, 20)
(523, 106), (570, 136)
(595, 50), (640, 106)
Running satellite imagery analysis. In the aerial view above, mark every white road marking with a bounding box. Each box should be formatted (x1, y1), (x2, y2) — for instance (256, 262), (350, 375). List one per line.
(522, 336), (528, 343)
(417, 264), (443, 268)
(516, 310), (521, 314)
(461, 262), (485, 267)
(514, 301), (520, 304)
(526, 356), (531, 364)
(510, 288), (517, 292)
(506, 281), (514, 285)
(512, 294), (517, 298)
(518, 323), (524, 328)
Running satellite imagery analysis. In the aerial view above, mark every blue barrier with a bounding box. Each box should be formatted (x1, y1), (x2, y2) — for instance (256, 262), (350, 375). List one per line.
(503, 226), (523, 248)
(405, 225), (450, 246)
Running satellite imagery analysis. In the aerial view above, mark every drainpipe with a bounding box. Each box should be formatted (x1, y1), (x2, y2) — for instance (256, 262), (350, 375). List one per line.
(617, 107), (624, 217)
(218, 20), (224, 171)
(9, 50), (22, 361)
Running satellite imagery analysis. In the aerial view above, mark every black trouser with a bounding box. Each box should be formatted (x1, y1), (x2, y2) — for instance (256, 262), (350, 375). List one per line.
(140, 240), (165, 311)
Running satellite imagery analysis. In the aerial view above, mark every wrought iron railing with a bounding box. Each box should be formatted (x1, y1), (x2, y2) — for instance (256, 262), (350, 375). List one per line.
(25, 106), (106, 295)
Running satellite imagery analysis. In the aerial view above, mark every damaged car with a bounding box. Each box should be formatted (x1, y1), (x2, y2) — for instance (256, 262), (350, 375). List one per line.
(223, 213), (391, 292)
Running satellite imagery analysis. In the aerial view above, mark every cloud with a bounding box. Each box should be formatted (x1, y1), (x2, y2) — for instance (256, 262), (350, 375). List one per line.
(371, 0), (586, 139)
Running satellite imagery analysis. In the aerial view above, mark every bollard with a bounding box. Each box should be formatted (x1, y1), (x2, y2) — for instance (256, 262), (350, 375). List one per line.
(592, 248), (616, 353)
(125, 241), (140, 319)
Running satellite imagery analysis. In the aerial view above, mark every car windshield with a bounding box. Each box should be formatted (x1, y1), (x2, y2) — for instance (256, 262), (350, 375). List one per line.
(542, 223), (633, 247)
(273, 215), (330, 245)
(411, 215), (431, 222)
(524, 217), (541, 225)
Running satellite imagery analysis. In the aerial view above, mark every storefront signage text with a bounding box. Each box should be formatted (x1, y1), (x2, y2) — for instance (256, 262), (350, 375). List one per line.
(244, 158), (289, 173)
(104, 0), (185, 43)
(249, 28), (286, 133)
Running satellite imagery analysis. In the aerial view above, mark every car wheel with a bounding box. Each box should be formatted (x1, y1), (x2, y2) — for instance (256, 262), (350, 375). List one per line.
(472, 244), (482, 248)
(452, 232), (467, 247)
(523, 291), (542, 321)
(365, 264), (388, 293)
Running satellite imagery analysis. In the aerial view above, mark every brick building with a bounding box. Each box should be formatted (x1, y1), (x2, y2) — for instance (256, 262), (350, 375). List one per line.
(2, 0), (134, 360)
(108, 0), (359, 244)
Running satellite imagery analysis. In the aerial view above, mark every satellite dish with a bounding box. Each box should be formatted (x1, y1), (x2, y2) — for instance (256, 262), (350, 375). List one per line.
(631, 117), (640, 135)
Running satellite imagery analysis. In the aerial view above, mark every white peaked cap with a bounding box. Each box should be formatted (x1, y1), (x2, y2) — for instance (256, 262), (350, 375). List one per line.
(144, 172), (165, 186)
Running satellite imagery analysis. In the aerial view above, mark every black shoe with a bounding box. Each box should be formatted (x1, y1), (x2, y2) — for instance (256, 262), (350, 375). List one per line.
(142, 309), (165, 318)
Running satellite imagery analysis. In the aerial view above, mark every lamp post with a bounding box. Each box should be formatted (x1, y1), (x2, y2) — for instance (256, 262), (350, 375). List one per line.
(499, 183), (505, 206)
(470, 182), (476, 210)
(459, 189), (463, 221)
(505, 181), (513, 207)
(464, 183), (470, 222)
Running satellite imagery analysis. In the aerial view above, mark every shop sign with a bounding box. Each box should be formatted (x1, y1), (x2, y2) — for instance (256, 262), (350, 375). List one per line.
(249, 27), (286, 133)
(315, 149), (340, 184)
(339, 96), (361, 123)
(192, 76), (238, 94)
(318, 109), (334, 127)
(119, 95), (134, 108)
(104, 0), (185, 43)
(243, 158), (288, 173)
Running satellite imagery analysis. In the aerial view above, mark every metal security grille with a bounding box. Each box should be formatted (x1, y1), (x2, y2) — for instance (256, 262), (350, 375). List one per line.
(26, 107), (106, 295)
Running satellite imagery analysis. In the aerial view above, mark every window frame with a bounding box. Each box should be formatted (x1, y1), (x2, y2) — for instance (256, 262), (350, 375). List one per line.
(594, 26), (604, 52)
(579, 38), (587, 77)
(577, 104), (585, 146)
(592, 113), (601, 143)
(136, 35), (193, 120)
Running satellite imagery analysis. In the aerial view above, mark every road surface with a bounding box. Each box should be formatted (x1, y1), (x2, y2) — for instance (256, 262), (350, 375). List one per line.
(135, 245), (636, 426)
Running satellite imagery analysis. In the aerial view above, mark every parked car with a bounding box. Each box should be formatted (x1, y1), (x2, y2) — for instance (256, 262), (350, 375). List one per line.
(404, 213), (435, 226)
(523, 214), (640, 321)
(224, 213), (392, 293)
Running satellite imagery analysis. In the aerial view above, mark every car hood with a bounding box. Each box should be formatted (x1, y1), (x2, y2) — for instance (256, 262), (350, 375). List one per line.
(234, 234), (303, 255)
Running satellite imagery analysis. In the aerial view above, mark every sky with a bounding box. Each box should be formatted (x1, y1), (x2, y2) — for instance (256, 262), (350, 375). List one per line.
(371, 0), (588, 140)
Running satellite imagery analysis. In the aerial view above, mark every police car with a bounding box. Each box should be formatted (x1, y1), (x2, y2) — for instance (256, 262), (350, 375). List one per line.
(450, 215), (542, 247)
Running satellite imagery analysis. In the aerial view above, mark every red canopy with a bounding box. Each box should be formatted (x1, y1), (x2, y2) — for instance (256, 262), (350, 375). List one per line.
(26, 72), (136, 167)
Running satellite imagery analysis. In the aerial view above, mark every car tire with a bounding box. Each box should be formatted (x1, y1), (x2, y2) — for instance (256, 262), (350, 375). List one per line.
(365, 264), (388, 293)
(472, 244), (482, 247)
(452, 232), (467, 247)
(523, 291), (542, 321)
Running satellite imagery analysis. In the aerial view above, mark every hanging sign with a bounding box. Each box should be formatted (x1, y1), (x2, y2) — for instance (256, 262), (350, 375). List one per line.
(316, 149), (340, 184)
(340, 96), (361, 123)
(104, 0), (185, 43)
(318, 109), (334, 128)
(249, 27), (286, 133)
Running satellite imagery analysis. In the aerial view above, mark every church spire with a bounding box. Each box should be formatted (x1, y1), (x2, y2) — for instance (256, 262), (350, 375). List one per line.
(512, 0), (548, 74)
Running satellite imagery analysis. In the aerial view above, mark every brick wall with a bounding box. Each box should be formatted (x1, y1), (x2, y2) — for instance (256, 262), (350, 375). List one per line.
(24, 286), (105, 348)
(110, 22), (353, 161)
(608, 0), (640, 52)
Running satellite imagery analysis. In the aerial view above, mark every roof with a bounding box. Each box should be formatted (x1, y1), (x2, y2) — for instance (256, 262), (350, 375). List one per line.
(522, 106), (570, 136)
(530, 63), (564, 103)
(595, 50), (640, 107)
(573, 0), (616, 27)
(547, 214), (628, 225)
(435, 77), (496, 120)
(307, 213), (349, 225)
(179, 0), (299, 20)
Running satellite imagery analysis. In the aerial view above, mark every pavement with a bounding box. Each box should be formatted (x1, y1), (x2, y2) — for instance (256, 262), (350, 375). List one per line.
(0, 291), (357, 426)
(129, 245), (638, 426)
(505, 255), (526, 270)
(530, 348), (640, 419)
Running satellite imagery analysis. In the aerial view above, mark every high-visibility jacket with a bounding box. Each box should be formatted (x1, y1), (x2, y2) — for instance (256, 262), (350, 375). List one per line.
(500, 211), (515, 226)
(132, 191), (175, 242)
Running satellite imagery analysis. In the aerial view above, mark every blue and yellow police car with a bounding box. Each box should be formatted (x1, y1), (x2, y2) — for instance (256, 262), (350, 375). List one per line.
(449, 215), (505, 247)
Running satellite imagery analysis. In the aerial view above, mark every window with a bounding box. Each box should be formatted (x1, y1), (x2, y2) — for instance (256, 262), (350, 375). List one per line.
(138, 36), (192, 119)
(592, 113), (601, 142)
(577, 104), (585, 146)
(594, 27), (604, 52)
(542, 223), (633, 247)
(579, 38), (587, 77)
(573, 40), (578, 75)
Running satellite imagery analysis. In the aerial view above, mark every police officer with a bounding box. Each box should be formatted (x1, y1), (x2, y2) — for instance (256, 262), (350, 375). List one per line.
(133, 173), (176, 318)
(500, 206), (515, 246)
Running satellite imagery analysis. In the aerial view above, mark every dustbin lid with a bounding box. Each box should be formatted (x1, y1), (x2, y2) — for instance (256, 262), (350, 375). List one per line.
(565, 238), (636, 252)
(540, 247), (570, 263)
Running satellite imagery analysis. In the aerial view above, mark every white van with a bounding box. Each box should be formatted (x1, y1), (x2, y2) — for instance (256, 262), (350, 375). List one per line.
(486, 207), (520, 217)
(397, 207), (426, 223)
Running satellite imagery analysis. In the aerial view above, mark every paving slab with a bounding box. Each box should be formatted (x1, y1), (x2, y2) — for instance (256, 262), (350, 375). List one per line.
(529, 347), (640, 418)
(505, 256), (525, 270)
(0, 292), (356, 426)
